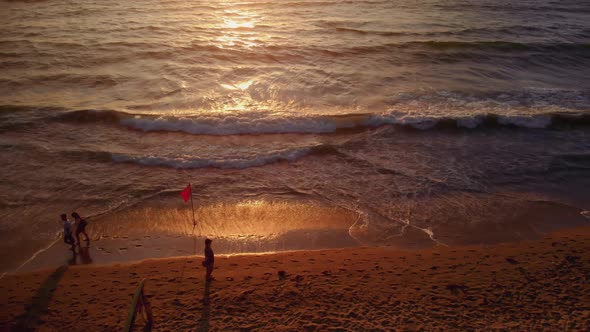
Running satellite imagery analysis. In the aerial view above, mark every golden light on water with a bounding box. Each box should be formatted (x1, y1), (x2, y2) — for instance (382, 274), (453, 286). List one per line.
(223, 18), (256, 29)
(221, 80), (254, 91)
(92, 200), (358, 239)
(210, 8), (272, 112)
(215, 9), (263, 49)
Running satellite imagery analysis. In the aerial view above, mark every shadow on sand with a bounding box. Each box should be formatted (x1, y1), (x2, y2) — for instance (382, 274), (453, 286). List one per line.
(14, 265), (68, 331)
(196, 280), (211, 332)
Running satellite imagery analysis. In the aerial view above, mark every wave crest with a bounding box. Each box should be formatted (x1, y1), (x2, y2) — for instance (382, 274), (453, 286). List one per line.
(120, 112), (343, 135)
(49, 107), (590, 136)
(111, 147), (316, 169)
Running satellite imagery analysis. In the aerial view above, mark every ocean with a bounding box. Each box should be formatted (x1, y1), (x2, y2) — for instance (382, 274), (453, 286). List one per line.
(1, 0), (589, 274)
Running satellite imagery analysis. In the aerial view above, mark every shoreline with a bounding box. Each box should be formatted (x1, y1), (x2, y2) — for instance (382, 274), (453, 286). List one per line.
(4, 207), (589, 277)
(2, 225), (589, 331)
(3, 197), (587, 276)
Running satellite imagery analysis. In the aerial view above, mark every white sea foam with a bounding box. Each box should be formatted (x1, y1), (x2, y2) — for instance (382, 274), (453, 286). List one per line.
(368, 111), (556, 130)
(120, 113), (339, 135)
(116, 109), (567, 136)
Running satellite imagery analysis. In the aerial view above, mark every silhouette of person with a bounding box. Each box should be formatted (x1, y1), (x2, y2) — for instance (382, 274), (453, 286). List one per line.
(71, 212), (90, 245)
(202, 239), (215, 282)
(61, 214), (75, 250)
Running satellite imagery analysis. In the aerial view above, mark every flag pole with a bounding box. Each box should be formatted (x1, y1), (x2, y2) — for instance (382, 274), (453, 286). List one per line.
(189, 182), (196, 229)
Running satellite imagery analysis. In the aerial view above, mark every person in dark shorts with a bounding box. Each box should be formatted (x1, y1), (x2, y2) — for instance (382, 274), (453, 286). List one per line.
(61, 213), (75, 250)
(202, 238), (215, 282)
(72, 212), (89, 245)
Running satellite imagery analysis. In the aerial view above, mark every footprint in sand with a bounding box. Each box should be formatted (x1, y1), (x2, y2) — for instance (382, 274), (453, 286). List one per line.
(506, 257), (519, 265)
(172, 299), (185, 307)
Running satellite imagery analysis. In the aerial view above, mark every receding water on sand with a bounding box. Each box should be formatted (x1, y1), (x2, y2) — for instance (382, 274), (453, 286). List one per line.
(15, 195), (589, 273)
(17, 199), (361, 272)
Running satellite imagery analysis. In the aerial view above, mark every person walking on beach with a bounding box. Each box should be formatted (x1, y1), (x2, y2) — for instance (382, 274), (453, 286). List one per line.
(202, 239), (215, 282)
(72, 212), (89, 245)
(61, 213), (75, 250)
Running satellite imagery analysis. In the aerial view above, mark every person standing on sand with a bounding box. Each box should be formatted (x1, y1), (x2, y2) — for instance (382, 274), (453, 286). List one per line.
(72, 212), (89, 245)
(61, 213), (75, 250)
(202, 238), (215, 281)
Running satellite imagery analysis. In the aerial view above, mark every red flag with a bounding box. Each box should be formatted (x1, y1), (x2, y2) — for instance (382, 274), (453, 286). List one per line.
(180, 183), (191, 202)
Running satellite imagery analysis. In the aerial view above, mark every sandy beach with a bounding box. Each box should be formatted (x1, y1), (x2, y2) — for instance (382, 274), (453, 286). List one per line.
(1, 226), (588, 331)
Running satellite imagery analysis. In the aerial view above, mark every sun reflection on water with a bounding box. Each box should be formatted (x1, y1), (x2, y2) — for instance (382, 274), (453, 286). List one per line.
(223, 18), (256, 29)
(214, 9), (263, 50)
(210, 8), (272, 112)
(221, 80), (254, 91)
(92, 199), (358, 239)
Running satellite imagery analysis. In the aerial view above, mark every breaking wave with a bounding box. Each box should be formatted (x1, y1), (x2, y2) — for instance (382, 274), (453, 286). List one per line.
(49, 108), (590, 135)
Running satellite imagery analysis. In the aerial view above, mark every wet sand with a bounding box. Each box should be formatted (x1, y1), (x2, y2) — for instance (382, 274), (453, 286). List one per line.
(1, 226), (589, 331)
